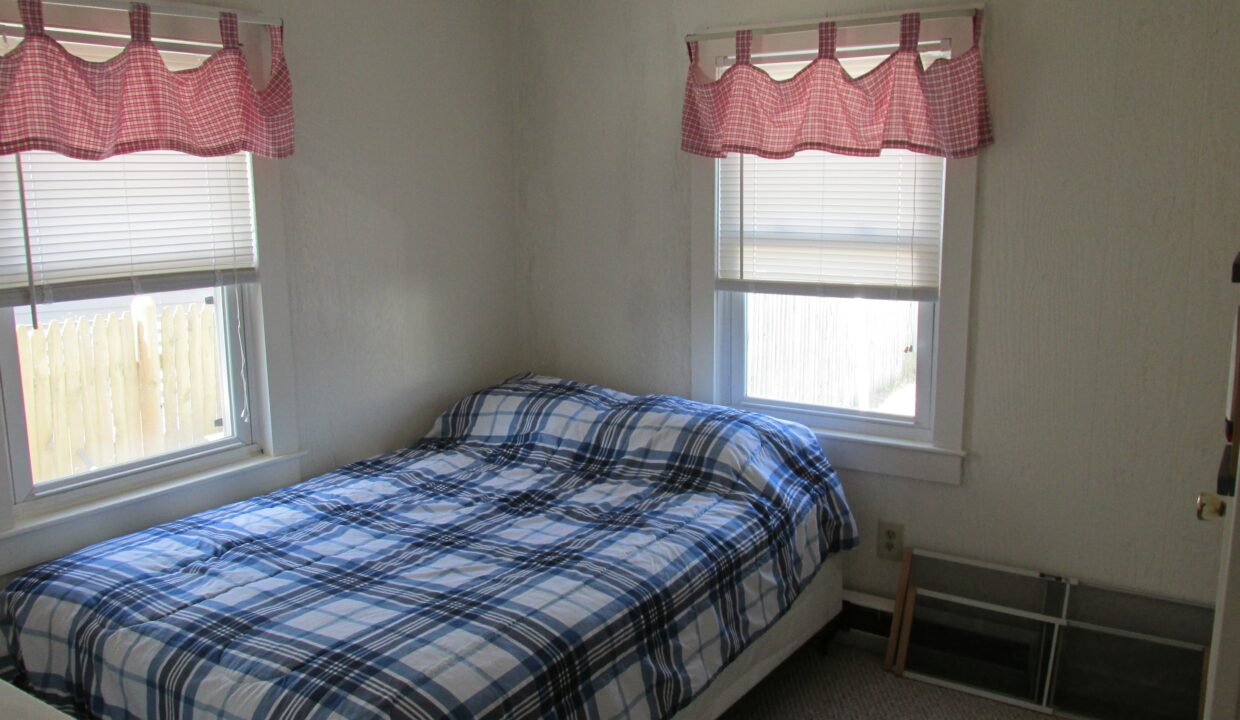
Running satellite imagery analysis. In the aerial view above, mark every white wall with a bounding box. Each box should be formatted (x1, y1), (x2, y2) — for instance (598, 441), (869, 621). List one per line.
(513, 0), (1240, 604)
(246, 0), (528, 476)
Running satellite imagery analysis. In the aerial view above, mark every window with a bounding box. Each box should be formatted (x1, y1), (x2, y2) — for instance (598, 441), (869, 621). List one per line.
(3, 286), (250, 497)
(719, 149), (943, 439)
(742, 294), (926, 418)
(691, 17), (977, 482)
(0, 24), (263, 502)
(0, 150), (258, 502)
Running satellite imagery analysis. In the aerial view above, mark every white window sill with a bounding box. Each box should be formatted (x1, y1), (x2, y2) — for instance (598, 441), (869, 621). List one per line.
(0, 450), (304, 576)
(813, 429), (964, 484)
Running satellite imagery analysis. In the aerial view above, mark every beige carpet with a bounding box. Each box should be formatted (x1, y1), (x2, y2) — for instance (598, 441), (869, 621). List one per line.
(721, 643), (1046, 719)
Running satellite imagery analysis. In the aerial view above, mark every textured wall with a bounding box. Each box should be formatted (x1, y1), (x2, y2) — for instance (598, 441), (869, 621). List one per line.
(254, 0), (527, 476)
(514, 0), (1240, 603)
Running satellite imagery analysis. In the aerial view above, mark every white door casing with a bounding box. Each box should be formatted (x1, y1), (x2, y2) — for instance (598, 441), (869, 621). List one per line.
(1205, 306), (1240, 720)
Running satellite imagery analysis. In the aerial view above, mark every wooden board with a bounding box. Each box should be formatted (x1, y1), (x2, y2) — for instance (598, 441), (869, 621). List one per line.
(885, 548), (913, 671)
(894, 586), (918, 675)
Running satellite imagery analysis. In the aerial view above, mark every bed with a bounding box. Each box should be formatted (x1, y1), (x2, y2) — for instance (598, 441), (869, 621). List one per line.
(0, 374), (857, 719)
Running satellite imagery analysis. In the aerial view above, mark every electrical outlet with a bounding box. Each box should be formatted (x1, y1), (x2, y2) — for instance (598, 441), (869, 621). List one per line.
(877, 520), (904, 561)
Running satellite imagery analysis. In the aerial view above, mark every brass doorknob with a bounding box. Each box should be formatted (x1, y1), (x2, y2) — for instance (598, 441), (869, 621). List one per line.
(1198, 493), (1228, 521)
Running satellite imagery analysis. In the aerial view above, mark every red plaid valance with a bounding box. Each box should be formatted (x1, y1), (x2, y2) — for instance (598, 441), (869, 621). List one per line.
(0, 0), (293, 159)
(681, 13), (992, 159)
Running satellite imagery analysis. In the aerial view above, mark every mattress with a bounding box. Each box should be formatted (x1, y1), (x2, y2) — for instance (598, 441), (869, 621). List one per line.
(0, 375), (857, 719)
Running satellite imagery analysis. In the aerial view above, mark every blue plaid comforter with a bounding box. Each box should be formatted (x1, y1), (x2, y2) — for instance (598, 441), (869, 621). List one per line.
(0, 375), (857, 719)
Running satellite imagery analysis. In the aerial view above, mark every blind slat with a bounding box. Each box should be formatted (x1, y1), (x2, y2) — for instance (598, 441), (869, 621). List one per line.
(0, 269), (258, 307)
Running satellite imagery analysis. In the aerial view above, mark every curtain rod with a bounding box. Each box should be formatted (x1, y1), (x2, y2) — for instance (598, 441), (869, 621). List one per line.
(684, 2), (984, 43)
(40, 0), (281, 27)
(0, 21), (228, 53)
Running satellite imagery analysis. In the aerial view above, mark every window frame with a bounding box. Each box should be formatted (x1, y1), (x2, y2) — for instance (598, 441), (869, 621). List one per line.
(721, 292), (937, 441)
(689, 19), (978, 485)
(0, 282), (257, 505)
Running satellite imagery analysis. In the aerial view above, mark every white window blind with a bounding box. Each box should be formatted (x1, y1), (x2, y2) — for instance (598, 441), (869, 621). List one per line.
(717, 149), (945, 301)
(0, 151), (256, 307)
(713, 53), (948, 302)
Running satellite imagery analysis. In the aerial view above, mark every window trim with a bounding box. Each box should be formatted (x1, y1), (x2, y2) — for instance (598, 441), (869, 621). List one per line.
(690, 152), (977, 485)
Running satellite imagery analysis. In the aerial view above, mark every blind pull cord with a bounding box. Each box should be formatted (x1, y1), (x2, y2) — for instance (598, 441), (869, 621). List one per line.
(738, 154), (745, 280)
(910, 154), (919, 298)
(229, 156), (249, 426)
(14, 154), (38, 329)
(235, 284), (249, 425)
(123, 156), (141, 300)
